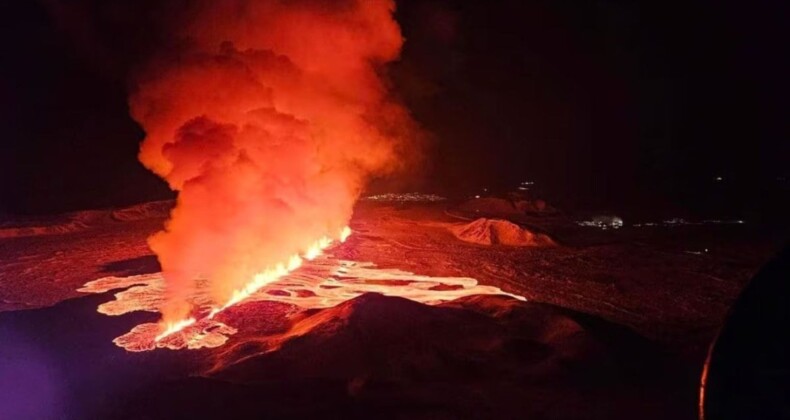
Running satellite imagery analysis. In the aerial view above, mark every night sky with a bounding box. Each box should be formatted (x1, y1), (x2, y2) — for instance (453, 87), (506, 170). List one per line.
(1, 0), (787, 218)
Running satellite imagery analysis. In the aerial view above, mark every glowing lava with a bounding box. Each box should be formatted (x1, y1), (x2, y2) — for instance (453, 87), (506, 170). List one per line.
(80, 230), (526, 352)
(154, 317), (197, 342)
(339, 226), (352, 243)
(155, 227), (351, 341)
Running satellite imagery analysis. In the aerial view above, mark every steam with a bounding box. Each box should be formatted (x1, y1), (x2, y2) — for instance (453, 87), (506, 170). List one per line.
(129, 0), (419, 321)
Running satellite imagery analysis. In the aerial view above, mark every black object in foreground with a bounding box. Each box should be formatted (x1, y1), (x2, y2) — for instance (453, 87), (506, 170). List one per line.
(701, 244), (790, 419)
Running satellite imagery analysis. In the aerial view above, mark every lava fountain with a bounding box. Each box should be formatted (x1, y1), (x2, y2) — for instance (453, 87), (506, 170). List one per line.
(128, 0), (422, 337)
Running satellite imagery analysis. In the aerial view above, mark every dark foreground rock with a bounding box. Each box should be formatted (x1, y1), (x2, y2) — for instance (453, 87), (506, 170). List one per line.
(0, 290), (694, 419)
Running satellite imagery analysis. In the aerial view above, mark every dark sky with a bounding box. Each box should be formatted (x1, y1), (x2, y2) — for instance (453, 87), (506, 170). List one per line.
(1, 0), (787, 216)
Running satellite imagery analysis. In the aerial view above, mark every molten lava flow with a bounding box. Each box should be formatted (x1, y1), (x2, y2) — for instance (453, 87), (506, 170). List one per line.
(128, 0), (422, 328)
(154, 318), (196, 342)
(340, 226), (352, 243)
(155, 227), (350, 341)
(81, 238), (526, 352)
(209, 231), (341, 316)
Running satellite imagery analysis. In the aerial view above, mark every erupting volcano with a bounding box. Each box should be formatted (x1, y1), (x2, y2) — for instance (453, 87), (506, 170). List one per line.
(129, 0), (421, 337)
(4, 0), (785, 417)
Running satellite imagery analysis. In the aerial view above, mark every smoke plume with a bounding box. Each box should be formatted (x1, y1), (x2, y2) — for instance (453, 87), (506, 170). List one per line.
(129, 0), (420, 321)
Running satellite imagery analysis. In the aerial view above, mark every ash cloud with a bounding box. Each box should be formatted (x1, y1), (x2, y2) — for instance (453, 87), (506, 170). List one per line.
(128, 0), (421, 320)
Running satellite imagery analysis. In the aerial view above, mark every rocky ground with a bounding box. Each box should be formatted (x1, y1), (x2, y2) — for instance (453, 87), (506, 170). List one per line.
(0, 198), (784, 418)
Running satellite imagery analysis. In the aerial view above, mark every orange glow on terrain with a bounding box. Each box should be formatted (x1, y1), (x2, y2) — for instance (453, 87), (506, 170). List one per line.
(79, 233), (524, 352)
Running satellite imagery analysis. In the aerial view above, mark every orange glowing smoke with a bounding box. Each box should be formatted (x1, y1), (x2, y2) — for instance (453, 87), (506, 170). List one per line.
(128, 0), (421, 328)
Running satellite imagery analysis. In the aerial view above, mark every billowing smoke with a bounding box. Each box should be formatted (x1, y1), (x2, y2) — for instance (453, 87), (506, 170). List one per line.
(129, 0), (420, 322)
